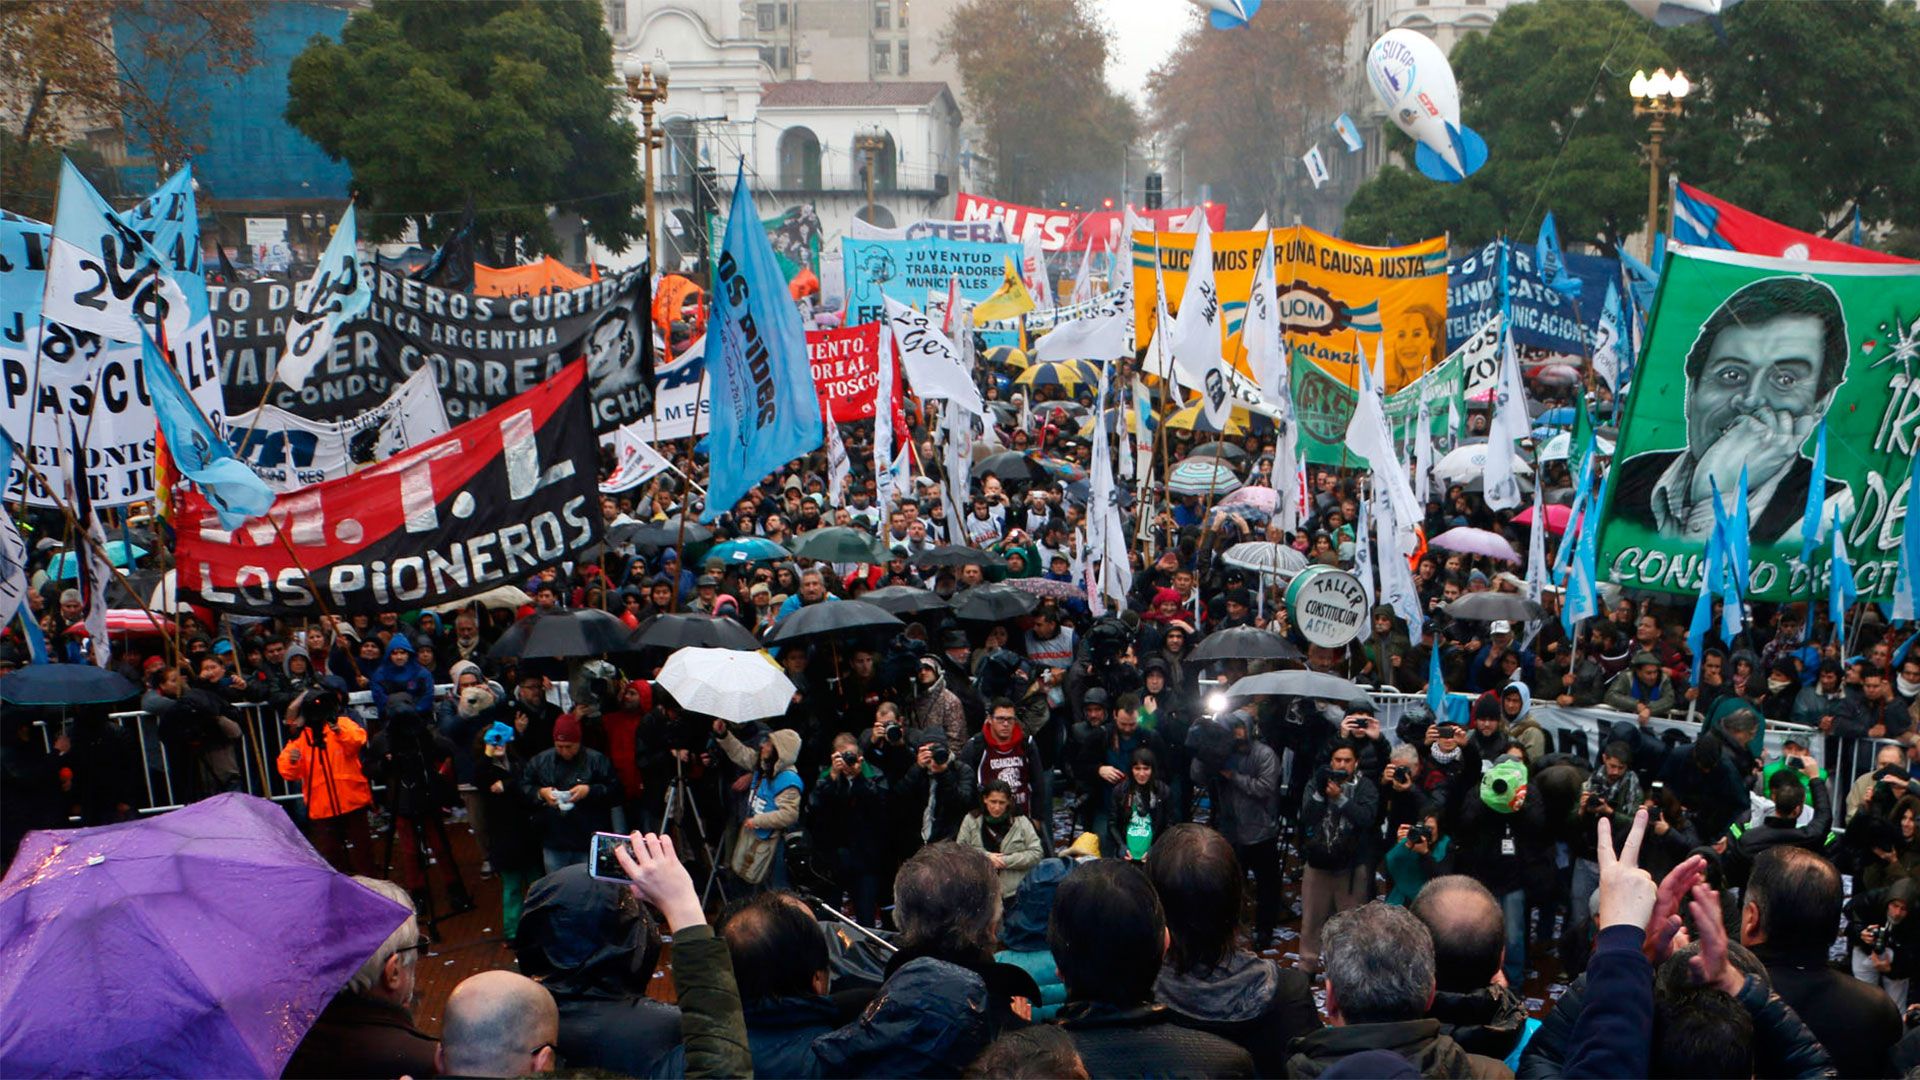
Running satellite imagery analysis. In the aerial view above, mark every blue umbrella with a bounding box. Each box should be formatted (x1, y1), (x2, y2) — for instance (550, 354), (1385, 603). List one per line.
(1533, 406), (1576, 428)
(709, 537), (792, 564)
(46, 540), (147, 580)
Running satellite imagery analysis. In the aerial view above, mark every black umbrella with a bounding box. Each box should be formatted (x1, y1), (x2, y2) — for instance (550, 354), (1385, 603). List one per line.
(632, 613), (762, 652)
(952, 582), (1041, 622)
(610, 519), (714, 550)
(862, 585), (953, 616)
(1442, 593), (1548, 624)
(489, 609), (638, 660)
(0, 665), (139, 707)
(789, 526), (889, 564)
(1187, 441), (1250, 464)
(915, 544), (1006, 569)
(1187, 627), (1304, 663)
(976, 451), (1042, 484)
(763, 600), (904, 645)
(1223, 670), (1373, 707)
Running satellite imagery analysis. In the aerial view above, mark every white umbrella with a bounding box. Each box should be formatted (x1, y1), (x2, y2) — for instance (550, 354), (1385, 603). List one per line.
(1166, 458), (1242, 498)
(427, 585), (534, 613)
(1221, 541), (1308, 582)
(657, 646), (796, 722)
(1431, 443), (1534, 487)
(1537, 430), (1616, 463)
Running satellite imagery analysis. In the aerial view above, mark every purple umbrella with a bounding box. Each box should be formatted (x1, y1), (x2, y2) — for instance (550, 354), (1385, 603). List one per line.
(0, 793), (412, 1078)
(1219, 485), (1279, 513)
(1429, 526), (1523, 565)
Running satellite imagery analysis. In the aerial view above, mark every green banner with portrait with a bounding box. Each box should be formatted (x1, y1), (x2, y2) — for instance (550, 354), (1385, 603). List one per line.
(1289, 333), (1472, 467)
(1596, 245), (1920, 602)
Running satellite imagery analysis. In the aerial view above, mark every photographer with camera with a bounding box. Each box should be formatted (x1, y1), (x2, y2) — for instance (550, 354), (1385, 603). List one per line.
(1298, 739), (1380, 973)
(900, 730), (975, 844)
(1847, 877), (1920, 1009)
(1385, 807), (1451, 905)
(368, 694), (472, 920)
(808, 732), (889, 926)
(277, 689), (375, 876)
(1729, 754), (1830, 884)
(1566, 741), (1643, 966)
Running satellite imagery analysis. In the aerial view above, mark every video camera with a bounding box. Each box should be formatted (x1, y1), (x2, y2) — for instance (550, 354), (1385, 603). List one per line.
(299, 690), (340, 744)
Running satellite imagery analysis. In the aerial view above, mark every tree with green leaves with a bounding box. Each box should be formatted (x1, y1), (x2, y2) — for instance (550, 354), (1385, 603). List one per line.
(941, 0), (1139, 208)
(1342, 0), (1920, 258)
(286, 0), (643, 259)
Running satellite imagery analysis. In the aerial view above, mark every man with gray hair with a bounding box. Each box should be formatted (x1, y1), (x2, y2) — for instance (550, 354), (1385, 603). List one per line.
(815, 842), (1041, 1076)
(436, 970), (560, 1077)
(1285, 902), (1513, 1078)
(284, 877), (437, 1079)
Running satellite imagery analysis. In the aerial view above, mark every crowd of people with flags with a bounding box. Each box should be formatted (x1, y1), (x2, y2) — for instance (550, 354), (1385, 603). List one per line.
(7, 115), (1920, 1076)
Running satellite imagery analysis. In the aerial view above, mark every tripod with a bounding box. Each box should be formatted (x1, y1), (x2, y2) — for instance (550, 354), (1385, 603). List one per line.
(662, 753), (728, 907)
(379, 806), (475, 940)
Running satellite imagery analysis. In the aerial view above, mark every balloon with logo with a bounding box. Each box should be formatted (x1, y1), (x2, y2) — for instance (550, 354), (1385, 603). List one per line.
(1186, 0), (1261, 30)
(1365, 28), (1487, 184)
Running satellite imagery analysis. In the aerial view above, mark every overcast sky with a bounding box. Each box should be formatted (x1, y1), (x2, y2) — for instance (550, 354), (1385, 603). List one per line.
(1099, 0), (1197, 106)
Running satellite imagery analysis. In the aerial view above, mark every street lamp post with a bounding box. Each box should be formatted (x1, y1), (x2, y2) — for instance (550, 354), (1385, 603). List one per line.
(1630, 67), (1690, 262)
(622, 56), (671, 271)
(855, 128), (887, 225)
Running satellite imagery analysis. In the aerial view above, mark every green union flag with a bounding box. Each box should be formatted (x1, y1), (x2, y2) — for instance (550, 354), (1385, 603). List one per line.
(1596, 245), (1920, 602)
(1288, 332), (1469, 467)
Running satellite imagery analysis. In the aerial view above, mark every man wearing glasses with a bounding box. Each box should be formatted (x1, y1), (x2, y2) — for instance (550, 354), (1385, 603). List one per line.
(284, 878), (438, 1078)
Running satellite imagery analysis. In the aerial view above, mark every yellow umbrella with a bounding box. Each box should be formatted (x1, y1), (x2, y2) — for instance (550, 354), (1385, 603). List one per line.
(1014, 359), (1099, 392)
(1163, 402), (1255, 434)
(985, 344), (1029, 370)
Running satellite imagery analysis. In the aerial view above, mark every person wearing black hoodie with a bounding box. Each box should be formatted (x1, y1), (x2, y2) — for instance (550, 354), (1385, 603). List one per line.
(1147, 824), (1317, 1076)
(1410, 876), (1531, 1063)
(719, 890), (845, 1079)
(516, 863), (685, 1077)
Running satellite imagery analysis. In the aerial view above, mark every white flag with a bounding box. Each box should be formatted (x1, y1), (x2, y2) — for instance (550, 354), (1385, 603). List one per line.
(1592, 280), (1623, 392)
(43, 158), (192, 346)
(1343, 337), (1422, 531)
(1243, 231), (1285, 405)
(1070, 242), (1095, 306)
(884, 295), (984, 415)
(599, 425), (674, 494)
(1086, 362), (1131, 615)
(1034, 308), (1131, 364)
(824, 410), (850, 506)
(1522, 469), (1547, 646)
(941, 405), (974, 544)
(1352, 497), (1374, 642)
(1144, 243), (1177, 384)
(1414, 392), (1434, 507)
(875, 321), (896, 524)
(1303, 145), (1331, 189)
(1484, 325), (1529, 511)
(1022, 232), (1054, 309)
(1170, 217), (1232, 430)
(1375, 490), (1424, 642)
(278, 203), (372, 391)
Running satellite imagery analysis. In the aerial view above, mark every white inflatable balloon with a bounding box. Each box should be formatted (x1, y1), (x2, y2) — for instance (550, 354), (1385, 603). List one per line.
(1625, 0), (1741, 27)
(1365, 28), (1487, 184)
(1185, 0), (1261, 30)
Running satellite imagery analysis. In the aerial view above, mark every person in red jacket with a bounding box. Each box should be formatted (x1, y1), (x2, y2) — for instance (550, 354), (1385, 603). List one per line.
(278, 689), (375, 875)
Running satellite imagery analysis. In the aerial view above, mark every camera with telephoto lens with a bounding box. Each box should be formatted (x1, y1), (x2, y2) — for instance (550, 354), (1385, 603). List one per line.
(929, 744), (951, 767)
(1407, 824), (1434, 847)
(1787, 756), (1806, 773)
(885, 722), (905, 744)
(1321, 767), (1352, 785)
(1866, 925), (1891, 952)
(299, 690), (339, 744)
(839, 749), (859, 769)
(1392, 765), (1411, 784)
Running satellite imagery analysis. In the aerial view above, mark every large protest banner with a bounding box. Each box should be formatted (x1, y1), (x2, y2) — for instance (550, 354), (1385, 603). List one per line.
(0, 170), (224, 508)
(1133, 226), (1448, 393)
(226, 366), (450, 491)
(1447, 239), (1601, 357)
(808, 323), (899, 423)
(954, 193), (1225, 252)
(841, 236), (1024, 329)
(176, 361), (601, 616)
(1290, 333), (1469, 467)
(622, 340), (707, 444)
(1595, 244), (1920, 602)
(206, 264), (652, 433)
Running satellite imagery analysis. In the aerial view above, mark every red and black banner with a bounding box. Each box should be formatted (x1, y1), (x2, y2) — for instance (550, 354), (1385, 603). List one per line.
(177, 361), (602, 617)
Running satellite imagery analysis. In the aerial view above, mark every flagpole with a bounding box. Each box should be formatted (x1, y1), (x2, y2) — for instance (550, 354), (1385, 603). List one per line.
(676, 362), (711, 553)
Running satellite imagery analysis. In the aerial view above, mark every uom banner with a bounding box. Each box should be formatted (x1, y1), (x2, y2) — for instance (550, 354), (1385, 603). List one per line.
(1133, 226), (1448, 393)
(1596, 244), (1920, 601)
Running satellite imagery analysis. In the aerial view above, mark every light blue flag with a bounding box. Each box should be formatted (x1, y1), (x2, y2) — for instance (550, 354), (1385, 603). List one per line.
(1562, 452), (1611, 638)
(1707, 471), (1749, 642)
(1853, 206), (1865, 248)
(702, 161), (824, 523)
(1830, 506), (1858, 643)
(1897, 451), (1920, 623)
(0, 429), (29, 632)
(43, 157), (192, 345)
(1554, 438), (1596, 580)
(1688, 518), (1725, 686)
(1534, 211), (1582, 298)
(1333, 114), (1365, 153)
(125, 164), (208, 321)
(278, 203), (371, 391)
(1427, 636), (1446, 718)
(143, 333), (275, 529)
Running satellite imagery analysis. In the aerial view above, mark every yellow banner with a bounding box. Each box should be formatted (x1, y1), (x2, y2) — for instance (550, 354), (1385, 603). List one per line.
(1133, 226), (1448, 392)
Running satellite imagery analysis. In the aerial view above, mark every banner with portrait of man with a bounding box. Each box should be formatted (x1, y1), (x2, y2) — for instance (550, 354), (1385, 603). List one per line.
(1596, 244), (1920, 602)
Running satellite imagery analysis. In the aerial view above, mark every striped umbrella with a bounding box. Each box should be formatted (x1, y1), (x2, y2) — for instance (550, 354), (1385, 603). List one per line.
(1014, 359), (1099, 392)
(1163, 402), (1254, 434)
(1166, 458), (1242, 498)
(985, 344), (1029, 371)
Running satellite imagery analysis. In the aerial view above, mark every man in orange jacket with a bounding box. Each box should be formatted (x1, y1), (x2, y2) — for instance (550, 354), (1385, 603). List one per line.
(278, 689), (376, 875)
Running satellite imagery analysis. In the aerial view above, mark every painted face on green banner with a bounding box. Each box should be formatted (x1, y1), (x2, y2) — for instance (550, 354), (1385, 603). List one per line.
(1684, 314), (1826, 490)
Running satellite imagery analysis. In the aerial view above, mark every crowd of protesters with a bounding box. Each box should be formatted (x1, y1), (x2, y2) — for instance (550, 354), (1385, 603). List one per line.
(6, 335), (1920, 1078)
